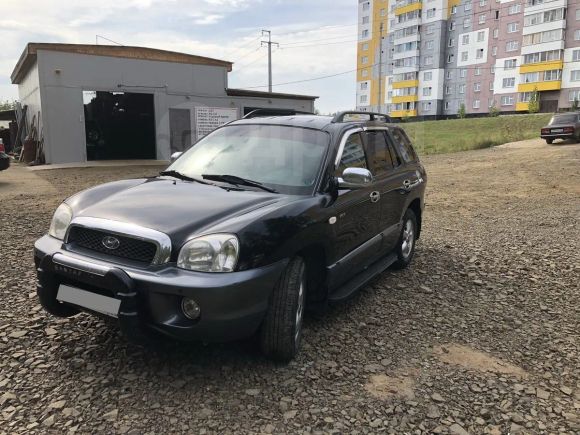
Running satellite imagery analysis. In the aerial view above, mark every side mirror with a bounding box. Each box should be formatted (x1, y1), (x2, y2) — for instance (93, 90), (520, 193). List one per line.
(170, 152), (183, 163)
(338, 167), (373, 189)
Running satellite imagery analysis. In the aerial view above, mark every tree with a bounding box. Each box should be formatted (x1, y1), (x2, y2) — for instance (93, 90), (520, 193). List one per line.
(489, 101), (500, 117)
(528, 88), (540, 114)
(0, 100), (15, 111)
(457, 103), (466, 119)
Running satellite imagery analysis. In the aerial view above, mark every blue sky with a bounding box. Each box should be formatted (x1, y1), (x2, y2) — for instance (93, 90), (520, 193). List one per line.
(0, 0), (358, 113)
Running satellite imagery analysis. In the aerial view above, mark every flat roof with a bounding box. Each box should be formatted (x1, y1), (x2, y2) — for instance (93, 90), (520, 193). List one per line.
(226, 88), (318, 101)
(11, 43), (234, 84)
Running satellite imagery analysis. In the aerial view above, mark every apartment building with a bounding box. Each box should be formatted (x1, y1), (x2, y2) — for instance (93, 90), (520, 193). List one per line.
(356, 0), (580, 118)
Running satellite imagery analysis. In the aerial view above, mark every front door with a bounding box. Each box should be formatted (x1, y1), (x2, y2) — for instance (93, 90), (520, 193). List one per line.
(169, 109), (192, 154)
(329, 132), (381, 288)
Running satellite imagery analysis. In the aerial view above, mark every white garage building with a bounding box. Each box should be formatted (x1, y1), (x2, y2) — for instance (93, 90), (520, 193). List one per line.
(11, 43), (317, 164)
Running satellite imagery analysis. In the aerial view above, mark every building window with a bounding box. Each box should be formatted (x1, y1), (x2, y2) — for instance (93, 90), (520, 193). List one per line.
(493, 28), (499, 38)
(502, 77), (516, 88)
(474, 82), (481, 92)
(361, 82), (368, 90)
(501, 95), (514, 106)
(360, 95), (368, 104)
(422, 102), (432, 111)
(362, 43), (369, 51)
(445, 101), (453, 110)
(448, 38), (455, 47)
(462, 35), (469, 45)
(445, 85), (453, 95)
(424, 71), (433, 80)
(504, 59), (517, 69)
(521, 72), (540, 83)
(427, 8), (436, 18)
(447, 70), (453, 79)
(476, 49), (484, 59)
(461, 51), (468, 61)
(449, 21), (456, 31)
(362, 16), (370, 24)
(477, 31), (485, 42)
(490, 81), (494, 90)
(424, 56), (434, 65)
(447, 54), (455, 63)
(464, 17), (471, 28)
(508, 4), (520, 14)
(459, 84), (466, 94)
(465, 1), (472, 11)
(361, 56), (369, 64)
(380, 8), (386, 16)
(507, 22), (518, 33)
(492, 46), (497, 56)
(423, 87), (432, 96)
(460, 68), (467, 78)
(479, 14), (486, 24)
(473, 99), (481, 109)
(362, 30), (369, 38)
(452, 5), (458, 14)
(426, 24), (435, 34)
(506, 41), (519, 52)
(362, 2), (370, 11)
(544, 69), (561, 81)
(575, 30), (580, 41)
(573, 50), (580, 61)
(475, 67), (482, 76)
(426, 40), (434, 49)
(362, 69), (368, 77)
(479, 0), (487, 6)
(569, 90), (580, 101)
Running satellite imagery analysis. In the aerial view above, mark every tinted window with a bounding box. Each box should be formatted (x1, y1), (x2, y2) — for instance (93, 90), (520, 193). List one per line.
(363, 130), (394, 175)
(336, 133), (367, 176)
(549, 114), (578, 125)
(390, 129), (418, 163)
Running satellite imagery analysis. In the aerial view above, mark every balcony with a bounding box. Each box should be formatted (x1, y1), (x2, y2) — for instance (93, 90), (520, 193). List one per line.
(392, 79), (419, 89)
(517, 80), (561, 92)
(392, 95), (419, 104)
(395, 1), (422, 16)
(516, 102), (529, 111)
(390, 109), (418, 118)
(519, 60), (563, 73)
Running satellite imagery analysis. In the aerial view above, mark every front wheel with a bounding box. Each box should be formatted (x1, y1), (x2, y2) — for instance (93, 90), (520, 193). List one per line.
(392, 209), (418, 270)
(546, 139), (553, 145)
(259, 257), (306, 361)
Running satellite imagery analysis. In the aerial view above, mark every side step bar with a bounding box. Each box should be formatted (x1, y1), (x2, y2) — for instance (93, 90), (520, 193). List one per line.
(328, 253), (398, 303)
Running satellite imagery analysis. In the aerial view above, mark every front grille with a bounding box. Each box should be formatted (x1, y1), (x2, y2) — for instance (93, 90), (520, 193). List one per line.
(67, 226), (157, 264)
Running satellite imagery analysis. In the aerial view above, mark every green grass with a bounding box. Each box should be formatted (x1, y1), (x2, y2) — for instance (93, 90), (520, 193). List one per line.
(399, 113), (552, 155)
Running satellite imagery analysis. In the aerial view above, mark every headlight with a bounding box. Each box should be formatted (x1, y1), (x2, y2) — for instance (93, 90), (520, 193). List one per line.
(177, 234), (239, 272)
(48, 203), (73, 240)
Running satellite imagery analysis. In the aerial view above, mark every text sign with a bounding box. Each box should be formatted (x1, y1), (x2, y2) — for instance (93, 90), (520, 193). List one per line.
(195, 107), (238, 139)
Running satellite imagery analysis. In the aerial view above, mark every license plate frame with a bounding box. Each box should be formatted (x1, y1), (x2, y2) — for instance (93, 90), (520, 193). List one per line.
(57, 284), (121, 318)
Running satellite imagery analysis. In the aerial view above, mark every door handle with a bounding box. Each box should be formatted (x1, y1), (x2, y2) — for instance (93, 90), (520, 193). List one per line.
(402, 178), (423, 190)
(403, 179), (412, 189)
(370, 191), (380, 203)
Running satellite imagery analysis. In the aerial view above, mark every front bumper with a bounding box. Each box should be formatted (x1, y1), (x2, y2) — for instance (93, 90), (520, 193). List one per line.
(34, 235), (287, 342)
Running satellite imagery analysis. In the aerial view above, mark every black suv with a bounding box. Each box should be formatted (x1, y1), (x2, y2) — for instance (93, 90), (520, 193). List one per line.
(34, 112), (427, 361)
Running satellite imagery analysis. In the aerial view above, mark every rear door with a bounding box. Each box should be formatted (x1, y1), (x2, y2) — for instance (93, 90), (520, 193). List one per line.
(362, 129), (408, 252)
(328, 131), (381, 288)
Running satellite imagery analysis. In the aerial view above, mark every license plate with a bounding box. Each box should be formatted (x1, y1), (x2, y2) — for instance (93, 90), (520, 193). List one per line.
(57, 284), (121, 318)
(551, 128), (564, 133)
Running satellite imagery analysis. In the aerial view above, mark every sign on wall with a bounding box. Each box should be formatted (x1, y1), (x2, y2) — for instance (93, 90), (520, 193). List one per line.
(194, 107), (238, 139)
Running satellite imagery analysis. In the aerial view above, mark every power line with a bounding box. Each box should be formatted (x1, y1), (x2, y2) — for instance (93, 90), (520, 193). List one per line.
(95, 35), (122, 45)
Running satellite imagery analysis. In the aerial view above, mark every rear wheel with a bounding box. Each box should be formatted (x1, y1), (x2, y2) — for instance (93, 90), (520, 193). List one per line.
(392, 209), (418, 270)
(260, 257), (306, 361)
(546, 139), (553, 145)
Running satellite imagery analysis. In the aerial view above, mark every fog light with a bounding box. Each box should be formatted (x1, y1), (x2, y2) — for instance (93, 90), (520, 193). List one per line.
(181, 297), (201, 320)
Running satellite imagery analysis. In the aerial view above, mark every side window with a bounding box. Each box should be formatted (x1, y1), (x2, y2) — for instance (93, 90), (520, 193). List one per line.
(390, 128), (418, 163)
(363, 130), (394, 176)
(335, 133), (367, 177)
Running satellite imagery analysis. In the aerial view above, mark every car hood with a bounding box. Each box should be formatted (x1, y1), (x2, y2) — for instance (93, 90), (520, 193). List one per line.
(71, 178), (288, 243)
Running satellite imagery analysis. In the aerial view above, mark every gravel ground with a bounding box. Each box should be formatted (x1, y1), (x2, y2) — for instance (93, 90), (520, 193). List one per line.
(0, 139), (579, 434)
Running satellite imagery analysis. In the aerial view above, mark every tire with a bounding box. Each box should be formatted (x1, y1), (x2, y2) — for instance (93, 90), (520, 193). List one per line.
(260, 257), (306, 361)
(546, 139), (553, 145)
(392, 209), (418, 270)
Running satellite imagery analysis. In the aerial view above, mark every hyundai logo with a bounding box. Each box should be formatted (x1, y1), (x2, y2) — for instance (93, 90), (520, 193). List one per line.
(101, 236), (121, 250)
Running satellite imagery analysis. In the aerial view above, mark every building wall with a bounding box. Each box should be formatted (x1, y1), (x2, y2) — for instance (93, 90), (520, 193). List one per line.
(357, 0), (580, 118)
(26, 50), (313, 164)
(17, 62), (42, 136)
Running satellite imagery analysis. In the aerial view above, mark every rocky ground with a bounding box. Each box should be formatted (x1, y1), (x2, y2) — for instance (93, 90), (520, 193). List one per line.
(0, 139), (578, 434)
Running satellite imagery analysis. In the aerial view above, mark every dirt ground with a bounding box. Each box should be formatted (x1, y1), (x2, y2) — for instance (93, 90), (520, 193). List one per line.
(0, 138), (578, 434)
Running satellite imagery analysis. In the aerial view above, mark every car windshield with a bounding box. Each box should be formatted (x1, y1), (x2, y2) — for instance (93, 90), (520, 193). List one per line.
(168, 124), (329, 195)
(549, 114), (577, 125)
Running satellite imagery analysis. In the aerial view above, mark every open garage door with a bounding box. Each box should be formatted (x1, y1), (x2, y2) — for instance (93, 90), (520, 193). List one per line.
(83, 91), (156, 160)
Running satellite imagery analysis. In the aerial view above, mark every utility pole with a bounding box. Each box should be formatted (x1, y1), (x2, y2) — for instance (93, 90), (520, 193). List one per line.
(261, 30), (279, 92)
(377, 22), (384, 114)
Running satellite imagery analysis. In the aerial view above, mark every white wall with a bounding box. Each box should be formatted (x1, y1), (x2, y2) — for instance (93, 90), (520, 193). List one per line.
(493, 57), (521, 95)
(457, 28), (489, 67)
(562, 47), (580, 89)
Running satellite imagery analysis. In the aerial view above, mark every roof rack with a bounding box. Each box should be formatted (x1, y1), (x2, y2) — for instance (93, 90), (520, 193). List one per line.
(242, 108), (314, 119)
(331, 111), (392, 123)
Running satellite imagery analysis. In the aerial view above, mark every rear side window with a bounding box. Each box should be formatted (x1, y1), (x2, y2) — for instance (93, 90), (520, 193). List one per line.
(335, 133), (367, 176)
(363, 130), (394, 176)
(390, 129), (418, 163)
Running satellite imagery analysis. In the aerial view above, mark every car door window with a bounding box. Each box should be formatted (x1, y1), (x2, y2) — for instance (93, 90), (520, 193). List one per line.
(362, 130), (394, 176)
(390, 128), (418, 163)
(335, 133), (368, 177)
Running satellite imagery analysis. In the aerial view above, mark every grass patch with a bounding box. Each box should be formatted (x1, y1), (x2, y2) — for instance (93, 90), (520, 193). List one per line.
(400, 113), (552, 155)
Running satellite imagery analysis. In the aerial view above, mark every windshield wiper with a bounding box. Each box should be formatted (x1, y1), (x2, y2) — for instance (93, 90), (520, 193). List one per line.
(202, 174), (278, 193)
(159, 170), (209, 184)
